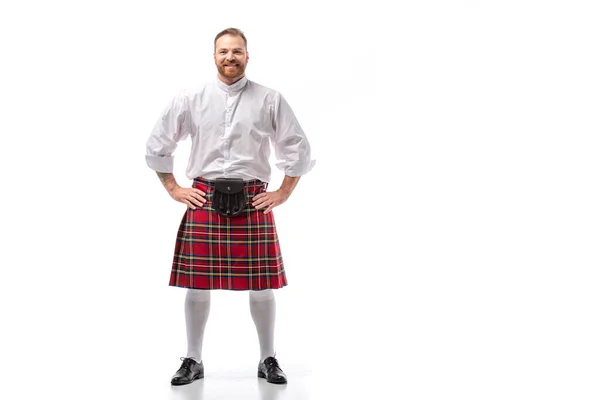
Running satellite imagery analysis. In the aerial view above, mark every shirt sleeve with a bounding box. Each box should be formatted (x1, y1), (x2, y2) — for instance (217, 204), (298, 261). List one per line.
(271, 93), (316, 177)
(145, 90), (191, 173)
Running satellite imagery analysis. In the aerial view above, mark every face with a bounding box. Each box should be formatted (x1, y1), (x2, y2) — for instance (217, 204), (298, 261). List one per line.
(214, 34), (249, 83)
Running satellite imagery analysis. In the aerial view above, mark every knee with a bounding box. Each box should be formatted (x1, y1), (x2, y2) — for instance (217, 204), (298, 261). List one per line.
(249, 289), (274, 302)
(186, 289), (211, 303)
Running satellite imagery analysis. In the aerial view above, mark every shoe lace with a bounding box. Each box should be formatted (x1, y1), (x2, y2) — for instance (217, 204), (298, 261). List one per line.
(265, 357), (281, 372)
(178, 357), (196, 373)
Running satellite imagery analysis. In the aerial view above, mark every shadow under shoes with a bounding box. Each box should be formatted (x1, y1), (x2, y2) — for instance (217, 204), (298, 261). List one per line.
(258, 356), (287, 384)
(171, 357), (204, 385)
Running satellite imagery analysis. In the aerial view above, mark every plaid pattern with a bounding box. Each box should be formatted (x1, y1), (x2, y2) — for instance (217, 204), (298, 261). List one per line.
(169, 177), (287, 290)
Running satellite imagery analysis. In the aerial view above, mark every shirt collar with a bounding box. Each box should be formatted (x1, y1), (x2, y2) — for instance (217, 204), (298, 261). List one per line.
(215, 75), (248, 93)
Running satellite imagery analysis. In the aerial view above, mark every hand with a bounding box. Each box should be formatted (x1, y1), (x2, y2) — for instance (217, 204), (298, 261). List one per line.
(169, 186), (206, 210)
(252, 190), (289, 214)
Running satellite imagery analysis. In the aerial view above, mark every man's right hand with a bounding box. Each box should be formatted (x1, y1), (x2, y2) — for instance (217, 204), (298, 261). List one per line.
(169, 186), (206, 210)
(156, 172), (206, 210)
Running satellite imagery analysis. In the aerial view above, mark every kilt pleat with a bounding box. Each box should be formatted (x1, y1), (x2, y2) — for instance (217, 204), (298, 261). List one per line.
(169, 177), (287, 290)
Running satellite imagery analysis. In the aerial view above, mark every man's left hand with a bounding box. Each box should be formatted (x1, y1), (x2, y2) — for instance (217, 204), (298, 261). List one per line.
(252, 190), (289, 214)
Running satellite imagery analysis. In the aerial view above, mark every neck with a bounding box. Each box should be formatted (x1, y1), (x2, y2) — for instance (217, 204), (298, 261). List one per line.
(217, 74), (245, 86)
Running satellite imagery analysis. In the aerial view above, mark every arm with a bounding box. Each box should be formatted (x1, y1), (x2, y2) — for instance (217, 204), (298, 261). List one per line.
(146, 91), (205, 209)
(270, 93), (316, 177)
(252, 175), (300, 214)
(145, 90), (191, 175)
(156, 172), (206, 210)
(279, 175), (301, 198)
(156, 171), (179, 193)
(252, 93), (314, 214)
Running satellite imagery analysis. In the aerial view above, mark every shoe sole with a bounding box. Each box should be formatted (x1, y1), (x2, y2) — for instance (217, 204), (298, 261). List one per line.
(171, 373), (204, 386)
(258, 371), (287, 384)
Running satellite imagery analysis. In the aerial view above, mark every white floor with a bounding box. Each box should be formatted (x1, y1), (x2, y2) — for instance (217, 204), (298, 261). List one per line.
(4, 268), (600, 400)
(0, 287), (318, 400)
(167, 369), (311, 400)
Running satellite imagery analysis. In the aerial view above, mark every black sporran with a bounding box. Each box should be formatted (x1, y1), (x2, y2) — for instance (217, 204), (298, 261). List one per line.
(212, 178), (246, 218)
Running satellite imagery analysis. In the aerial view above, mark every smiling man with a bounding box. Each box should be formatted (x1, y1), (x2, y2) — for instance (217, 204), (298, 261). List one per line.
(145, 28), (315, 386)
(215, 34), (247, 83)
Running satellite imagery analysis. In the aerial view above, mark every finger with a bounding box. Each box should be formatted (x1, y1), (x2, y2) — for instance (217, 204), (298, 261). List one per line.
(193, 188), (206, 196)
(253, 193), (267, 201)
(262, 200), (278, 213)
(184, 200), (197, 210)
(191, 193), (206, 204)
(253, 198), (270, 208)
(189, 197), (203, 207)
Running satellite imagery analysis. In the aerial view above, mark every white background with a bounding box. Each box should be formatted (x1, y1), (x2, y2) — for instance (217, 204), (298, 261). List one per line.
(1, 0), (599, 399)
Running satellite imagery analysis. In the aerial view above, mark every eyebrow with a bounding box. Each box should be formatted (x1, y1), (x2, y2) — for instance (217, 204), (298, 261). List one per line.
(217, 48), (244, 52)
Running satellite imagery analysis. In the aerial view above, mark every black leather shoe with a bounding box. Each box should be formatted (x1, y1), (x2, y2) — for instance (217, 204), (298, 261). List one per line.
(258, 356), (287, 384)
(171, 357), (204, 385)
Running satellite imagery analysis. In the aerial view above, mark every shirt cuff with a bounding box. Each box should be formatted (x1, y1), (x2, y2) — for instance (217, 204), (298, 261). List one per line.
(145, 154), (174, 173)
(275, 159), (316, 177)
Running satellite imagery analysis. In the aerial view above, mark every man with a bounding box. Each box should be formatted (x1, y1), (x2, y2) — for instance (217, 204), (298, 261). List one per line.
(145, 28), (315, 386)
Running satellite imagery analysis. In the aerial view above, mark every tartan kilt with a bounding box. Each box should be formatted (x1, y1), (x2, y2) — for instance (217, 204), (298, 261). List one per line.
(169, 177), (287, 290)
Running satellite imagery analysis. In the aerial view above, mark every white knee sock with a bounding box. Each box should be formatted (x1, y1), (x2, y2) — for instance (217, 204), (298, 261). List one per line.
(249, 289), (276, 361)
(185, 289), (211, 361)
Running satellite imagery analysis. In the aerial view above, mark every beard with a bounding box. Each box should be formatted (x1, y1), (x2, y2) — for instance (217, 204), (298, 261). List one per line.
(217, 62), (246, 81)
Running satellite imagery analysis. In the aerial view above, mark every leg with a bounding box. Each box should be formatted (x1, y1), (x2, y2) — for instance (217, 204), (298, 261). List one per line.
(171, 289), (209, 385)
(249, 289), (276, 361)
(251, 289), (288, 384)
(185, 289), (211, 361)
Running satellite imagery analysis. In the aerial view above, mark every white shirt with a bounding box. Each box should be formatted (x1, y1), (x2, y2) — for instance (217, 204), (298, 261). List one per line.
(145, 76), (315, 182)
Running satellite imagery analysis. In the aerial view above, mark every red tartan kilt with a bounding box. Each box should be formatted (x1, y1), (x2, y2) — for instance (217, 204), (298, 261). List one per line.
(169, 177), (287, 290)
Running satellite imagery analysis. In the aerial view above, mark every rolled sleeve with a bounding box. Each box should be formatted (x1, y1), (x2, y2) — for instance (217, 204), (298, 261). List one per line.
(272, 93), (316, 176)
(145, 90), (191, 173)
(145, 154), (174, 173)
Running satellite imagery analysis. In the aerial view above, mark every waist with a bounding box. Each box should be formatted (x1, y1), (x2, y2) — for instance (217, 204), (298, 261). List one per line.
(194, 177), (266, 188)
